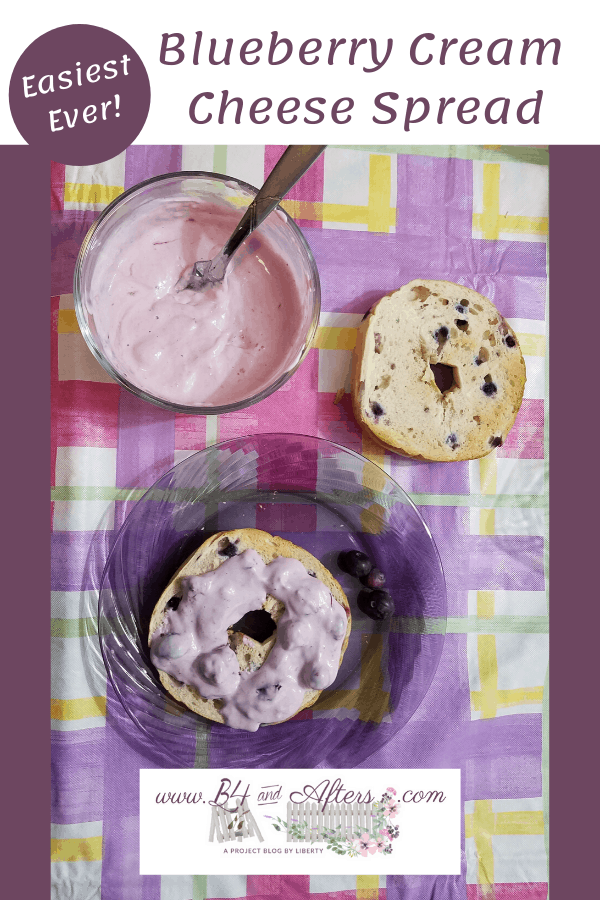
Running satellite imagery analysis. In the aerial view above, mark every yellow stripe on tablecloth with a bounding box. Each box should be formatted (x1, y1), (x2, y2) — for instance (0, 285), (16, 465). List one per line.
(475, 635), (499, 719)
(516, 333), (546, 356)
(367, 154), (393, 233)
(479, 509), (495, 536)
(57, 309), (80, 334)
(64, 183), (123, 205)
(465, 807), (545, 839)
(357, 874), (380, 898)
(471, 685), (544, 714)
(51, 836), (102, 862)
(314, 326), (357, 350)
(473, 212), (548, 237)
(360, 432), (387, 534)
(479, 455), (497, 495)
(474, 163), (548, 239)
(472, 630), (544, 717)
(468, 800), (495, 887)
(281, 200), (396, 231)
(465, 803), (544, 891)
(51, 696), (106, 720)
(493, 811), (545, 835)
(477, 591), (495, 619)
(479, 164), (501, 240)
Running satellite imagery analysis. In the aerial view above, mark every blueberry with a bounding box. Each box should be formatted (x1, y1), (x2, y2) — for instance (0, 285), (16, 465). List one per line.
(482, 381), (497, 396)
(166, 596), (181, 611)
(505, 335), (516, 348)
(370, 400), (385, 418)
(357, 589), (394, 620)
(489, 436), (503, 447)
(446, 433), (459, 450)
(359, 567), (386, 589)
(218, 538), (238, 558)
(455, 305), (467, 315)
(338, 550), (372, 578)
(434, 326), (449, 343)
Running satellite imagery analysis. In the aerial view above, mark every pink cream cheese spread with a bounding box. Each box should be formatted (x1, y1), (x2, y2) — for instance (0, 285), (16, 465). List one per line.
(89, 197), (311, 407)
(149, 549), (348, 732)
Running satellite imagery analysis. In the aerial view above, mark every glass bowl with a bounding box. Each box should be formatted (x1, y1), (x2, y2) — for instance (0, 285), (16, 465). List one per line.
(98, 434), (447, 768)
(73, 172), (320, 414)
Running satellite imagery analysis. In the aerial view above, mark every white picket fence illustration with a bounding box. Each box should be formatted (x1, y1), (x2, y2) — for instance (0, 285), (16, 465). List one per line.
(286, 801), (375, 842)
(209, 799), (264, 843)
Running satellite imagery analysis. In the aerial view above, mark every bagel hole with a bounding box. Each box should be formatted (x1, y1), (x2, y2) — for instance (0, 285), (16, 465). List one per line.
(230, 609), (276, 644)
(430, 362), (460, 395)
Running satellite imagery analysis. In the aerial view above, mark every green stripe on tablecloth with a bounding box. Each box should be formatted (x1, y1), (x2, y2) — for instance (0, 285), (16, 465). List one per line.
(195, 724), (209, 769)
(52, 487), (147, 501)
(445, 616), (548, 634)
(332, 145), (549, 165)
(51, 485), (547, 509)
(54, 614), (549, 638)
(349, 615), (548, 634)
(52, 618), (99, 638)
(193, 874), (208, 900)
(213, 146), (227, 175)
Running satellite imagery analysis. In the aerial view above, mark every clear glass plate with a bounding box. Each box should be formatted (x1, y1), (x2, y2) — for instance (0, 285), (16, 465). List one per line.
(98, 433), (447, 768)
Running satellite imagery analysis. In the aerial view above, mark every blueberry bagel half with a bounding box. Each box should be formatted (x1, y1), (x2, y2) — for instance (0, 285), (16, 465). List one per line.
(352, 280), (526, 462)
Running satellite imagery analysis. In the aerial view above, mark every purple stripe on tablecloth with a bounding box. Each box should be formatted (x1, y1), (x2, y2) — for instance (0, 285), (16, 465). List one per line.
(470, 237), (547, 279)
(51, 530), (114, 591)
(418, 512), (545, 591)
(463, 714), (543, 800)
(124, 146), (183, 189)
(304, 229), (410, 311)
(390, 456), (471, 496)
(102, 689), (164, 900)
(446, 589), (468, 617)
(416, 505), (470, 539)
(359, 634), (470, 768)
(303, 228), (547, 316)
(388, 874), (466, 900)
(116, 391), (175, 490)
(358, 633), (471, 900)
(396, 155), (473, 240)
(469, 274), (547, 321)
(51, 210), (99, 294)
(51, 730), (105, 823)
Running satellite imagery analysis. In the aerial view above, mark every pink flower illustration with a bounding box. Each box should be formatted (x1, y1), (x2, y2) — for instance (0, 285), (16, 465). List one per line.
(384, 801), (399, 818)
(374, 835), (388, 852)
(354, 833), (377, 857)
(379, 827), (390, 839)
(386, 787), (397, 795)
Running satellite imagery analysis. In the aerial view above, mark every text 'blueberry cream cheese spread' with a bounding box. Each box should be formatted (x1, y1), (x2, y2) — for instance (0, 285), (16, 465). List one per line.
(148, 530), (351, 732)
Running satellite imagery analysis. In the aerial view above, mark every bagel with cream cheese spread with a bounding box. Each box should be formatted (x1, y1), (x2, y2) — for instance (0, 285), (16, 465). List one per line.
(148, 528), (351, 732)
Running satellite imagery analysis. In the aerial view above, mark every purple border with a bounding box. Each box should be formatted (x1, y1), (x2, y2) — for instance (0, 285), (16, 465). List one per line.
(550, 146), (600, 898)
(3, 142), (598, 899)
(1, 145), (49, 896)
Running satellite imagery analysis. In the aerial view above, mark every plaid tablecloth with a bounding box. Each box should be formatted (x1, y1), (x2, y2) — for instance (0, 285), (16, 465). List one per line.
(50, 144), (549, 900)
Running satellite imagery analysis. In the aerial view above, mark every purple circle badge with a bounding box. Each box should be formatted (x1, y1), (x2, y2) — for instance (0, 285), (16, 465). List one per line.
(9, 24), (151, 165)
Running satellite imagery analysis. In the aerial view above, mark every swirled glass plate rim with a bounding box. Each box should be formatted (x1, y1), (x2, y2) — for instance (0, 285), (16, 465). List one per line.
(97, 432), (448, 768)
